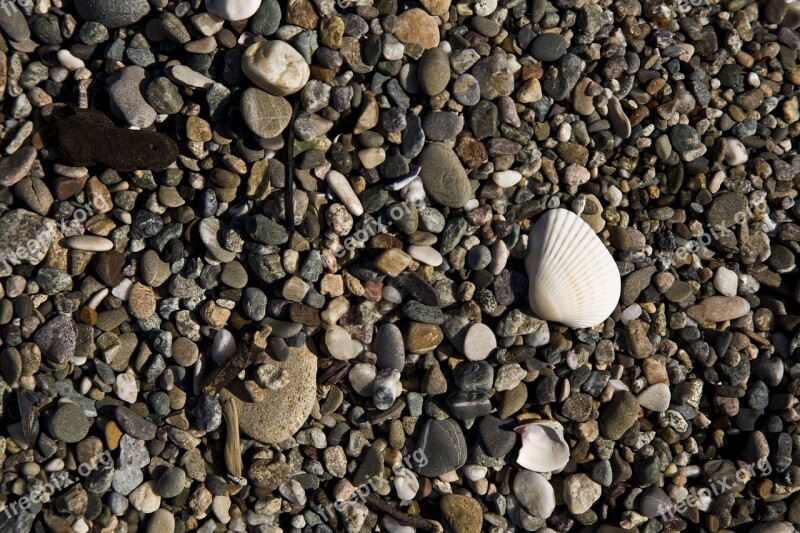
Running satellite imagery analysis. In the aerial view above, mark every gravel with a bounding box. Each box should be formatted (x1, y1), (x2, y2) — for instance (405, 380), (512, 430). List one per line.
(0, 0), (798, 530)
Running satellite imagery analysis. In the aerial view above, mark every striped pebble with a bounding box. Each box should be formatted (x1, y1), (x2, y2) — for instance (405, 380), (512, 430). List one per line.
(326, 170), (364, 216)
(407, 245), (443, 267)
(66, 235), (114, 252)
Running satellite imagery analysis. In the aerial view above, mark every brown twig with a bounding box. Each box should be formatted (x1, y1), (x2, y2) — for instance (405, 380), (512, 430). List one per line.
(201, 328), (271, 396)
(221, 397), (243, 477)
(364, 494), (437, 531)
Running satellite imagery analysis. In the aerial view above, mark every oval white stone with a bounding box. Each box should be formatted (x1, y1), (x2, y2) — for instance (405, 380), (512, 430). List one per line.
(492, 169), (522, 188)
(66, 235), (114, 252)
(204, 0), (260, 21)
(326, 325), (356, 360)
(714, 266), (738, 297)
(327, 170), (364, 216)
(407, 245), (443, 267)
(242, 41), (310, 96)
(513, 471), (555, 519)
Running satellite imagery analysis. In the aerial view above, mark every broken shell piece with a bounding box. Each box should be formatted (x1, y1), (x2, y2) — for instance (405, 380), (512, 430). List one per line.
(515, 420), (570, 473)
(513, 470), (556, 519)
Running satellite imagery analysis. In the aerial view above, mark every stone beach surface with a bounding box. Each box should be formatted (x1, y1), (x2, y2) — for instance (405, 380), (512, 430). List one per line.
(0, 0), (798, 531)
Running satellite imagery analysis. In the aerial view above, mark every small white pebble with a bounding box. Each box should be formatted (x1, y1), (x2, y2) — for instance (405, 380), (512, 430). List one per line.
(382, 286), (403, 304)
(713, 267), (738, 297)
(112, 278), (133, 300)
(462, 198), (480, 211)
(621, 304), (642, 325)
(57, 50), (85, 71)
(557, 123), (572, 142)
(492, 170), (522, 188)
(725, 137), (748, 166)
(463, 464), (488, 481)
(211, 329), (236, 363)
(407, 245), (443, 267)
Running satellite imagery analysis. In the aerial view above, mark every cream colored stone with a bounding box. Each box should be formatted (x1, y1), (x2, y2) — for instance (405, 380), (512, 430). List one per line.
(242, 41), (310, 96)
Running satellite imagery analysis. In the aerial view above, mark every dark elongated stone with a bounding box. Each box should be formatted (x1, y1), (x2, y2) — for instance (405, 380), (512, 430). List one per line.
(55, 107), (178, 171)
(115, 406), (157, 441)
(392, 272), (440, 307)
(447, 391), (493, 419)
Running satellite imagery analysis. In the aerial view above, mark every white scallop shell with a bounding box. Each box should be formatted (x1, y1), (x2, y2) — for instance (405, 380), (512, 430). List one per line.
(525, 208), (620, 329)
(515, 420), (570, 473)
(513, 471), (556, 519)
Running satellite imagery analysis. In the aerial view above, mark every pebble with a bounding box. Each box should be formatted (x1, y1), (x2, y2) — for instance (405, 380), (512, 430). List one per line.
(530, 33), (567, 62)
(725, 137), (748, 166)
(74, 0), (150, 28)
(146, 509), (176, 533)
(462, 323), (497, 361)
(326, 325), (356, 360)
(375, 323), (405, 370)
(373, 369), (401, 409)
(48, 403), (91, 443)
(492, 170), (522, 188)
(514, 471), (555, 519)
(637, 383), (671, 412)
(600, 391), (639, 440)
(155, 467), (186, 499)
(108, 66), (157, 129)
(478, 415), (516, 457)
(714, 267), (738, 296)
(129, 481), (162, 513)
(407, 245), (443, 267)
(415, 418), (468, 477)
(242, 41), (310, 96)
(419, 143), (472, 208)
(0, 147), (37, 187)
(221, 345), (316, 443)
(440, 494), (483, 533)
(241, 88), (293, 138)
(687, 296), (751, 323)
(0, 3), (31, 42)
(419, 48), (451, 96)
(326, 170), (364, 216)
(34, 314), (77, 363)
(563, 474), (601, 515)
(394, 9), (440, 49)
(205, 0), (261, 20)
(211, 329), (237, 363)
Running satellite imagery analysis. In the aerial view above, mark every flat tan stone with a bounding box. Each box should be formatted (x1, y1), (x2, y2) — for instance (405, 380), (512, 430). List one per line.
(220, 344), (317, 444)
(394, 8), (440, 50)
